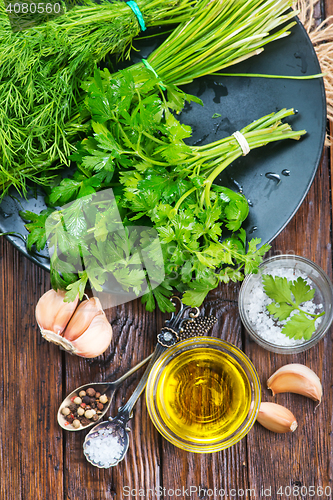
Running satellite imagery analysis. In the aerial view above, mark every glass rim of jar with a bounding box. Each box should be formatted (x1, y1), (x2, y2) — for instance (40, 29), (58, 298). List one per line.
(145, 336), (261, 453)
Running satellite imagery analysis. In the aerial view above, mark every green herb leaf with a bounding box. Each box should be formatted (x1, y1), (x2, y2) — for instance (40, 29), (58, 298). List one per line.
(266, 301), (294, 321)
(262, 274), (324, 340)
(262, 274), (293, 305)
(20, 208), (54, 251)
(33, 62), (308, 312)
(281, 311), (317, 341)
(182, 273), (219, 307)
(290, 276), (315, 306)
(65, 272), (89, 302)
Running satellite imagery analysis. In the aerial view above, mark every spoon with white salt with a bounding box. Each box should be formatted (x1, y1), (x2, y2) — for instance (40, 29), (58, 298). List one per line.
(83, 298), (217, 468)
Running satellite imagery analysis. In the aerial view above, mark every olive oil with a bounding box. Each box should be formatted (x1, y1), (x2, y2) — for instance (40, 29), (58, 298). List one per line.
(155, 347), (251, 443)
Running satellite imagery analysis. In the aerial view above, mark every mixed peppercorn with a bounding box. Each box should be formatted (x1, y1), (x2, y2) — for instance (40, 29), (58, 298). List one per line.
(60, 387), (108, 429)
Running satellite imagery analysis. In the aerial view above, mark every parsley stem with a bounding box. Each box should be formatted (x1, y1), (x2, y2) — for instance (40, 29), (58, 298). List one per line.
(174, 187), (197, 212)
(142, 131), (167, 145)
(201, 152), (240, 209)
(115, 117), (171, 166)
(295, 307), (325, 319)
(134, 151), (171, 167)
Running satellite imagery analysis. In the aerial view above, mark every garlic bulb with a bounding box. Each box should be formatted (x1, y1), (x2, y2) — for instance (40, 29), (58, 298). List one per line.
(36, 290), (112, 358)
(256, 402), (298, 433)
(267, 363), (322, 404)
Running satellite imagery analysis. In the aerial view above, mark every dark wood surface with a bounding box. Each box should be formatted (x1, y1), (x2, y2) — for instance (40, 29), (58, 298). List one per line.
(1, 4), (333, 499)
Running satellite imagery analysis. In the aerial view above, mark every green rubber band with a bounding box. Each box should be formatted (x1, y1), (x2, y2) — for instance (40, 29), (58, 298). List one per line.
(126, 1), (146, 31)
(142, 59), (166, 90)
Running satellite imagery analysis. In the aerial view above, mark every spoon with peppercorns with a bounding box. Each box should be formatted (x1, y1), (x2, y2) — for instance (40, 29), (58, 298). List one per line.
(57, 354), (153, 432)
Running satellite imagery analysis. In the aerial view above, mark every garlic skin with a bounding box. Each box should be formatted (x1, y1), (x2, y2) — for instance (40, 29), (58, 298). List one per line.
(36, 290), (112, 358)
(36, 289), (79, 336)
(257, 402), (298, 433)
(66, 313), (113, 358)
(63, 297), (104, 341)
(267, 363), (322, 404)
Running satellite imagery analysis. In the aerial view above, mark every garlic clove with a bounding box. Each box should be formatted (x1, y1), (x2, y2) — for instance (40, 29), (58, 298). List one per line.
(256, 402), (298, 433)
(36, 289), (79, 336)
(267, 363), (322, 404)
(63, 297), (104, 341)
(69, 313), (113, 358)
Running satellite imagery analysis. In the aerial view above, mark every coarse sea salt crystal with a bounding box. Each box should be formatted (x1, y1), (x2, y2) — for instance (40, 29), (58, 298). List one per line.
(245, 268), (324, 347)
(84, 427), (124, 467)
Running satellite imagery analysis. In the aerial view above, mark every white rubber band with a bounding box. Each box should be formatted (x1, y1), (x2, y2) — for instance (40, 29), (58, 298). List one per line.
(232, 131), (250, 156)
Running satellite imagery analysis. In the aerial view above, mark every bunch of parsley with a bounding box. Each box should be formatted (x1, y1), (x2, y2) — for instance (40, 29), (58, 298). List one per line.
(21, 68), (306, 311)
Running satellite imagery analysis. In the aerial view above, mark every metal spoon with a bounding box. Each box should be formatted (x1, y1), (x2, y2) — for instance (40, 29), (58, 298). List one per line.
(83, 299), (217, 468)
(57, 354), (153, 432)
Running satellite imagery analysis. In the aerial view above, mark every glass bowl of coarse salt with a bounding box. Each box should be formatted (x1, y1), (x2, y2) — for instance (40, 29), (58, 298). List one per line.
(238, 255), (333, 354)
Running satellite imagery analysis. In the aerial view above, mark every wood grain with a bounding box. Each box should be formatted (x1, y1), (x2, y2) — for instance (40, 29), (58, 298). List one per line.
(0, 238), (63, 500)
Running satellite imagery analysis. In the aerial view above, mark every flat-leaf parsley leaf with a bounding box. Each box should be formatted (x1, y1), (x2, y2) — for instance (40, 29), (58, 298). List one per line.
(262, 274), (325, 340)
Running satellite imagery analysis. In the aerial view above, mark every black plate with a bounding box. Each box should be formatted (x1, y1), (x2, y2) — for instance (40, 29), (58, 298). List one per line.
(0, 17), (326, 270)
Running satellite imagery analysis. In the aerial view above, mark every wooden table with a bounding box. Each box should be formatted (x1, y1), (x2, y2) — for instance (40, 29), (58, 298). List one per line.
(1, 4), (333, 500)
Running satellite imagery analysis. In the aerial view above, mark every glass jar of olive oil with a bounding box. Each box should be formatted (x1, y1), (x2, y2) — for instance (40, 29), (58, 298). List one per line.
(146, 337), (261, 453)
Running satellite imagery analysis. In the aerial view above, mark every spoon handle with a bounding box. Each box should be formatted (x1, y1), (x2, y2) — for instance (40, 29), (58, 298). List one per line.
(108, 353), (153, 388)
(116, 343), (166, 421)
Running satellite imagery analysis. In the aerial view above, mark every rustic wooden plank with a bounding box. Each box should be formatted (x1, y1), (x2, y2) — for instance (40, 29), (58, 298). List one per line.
(0, 238), (64, 500)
